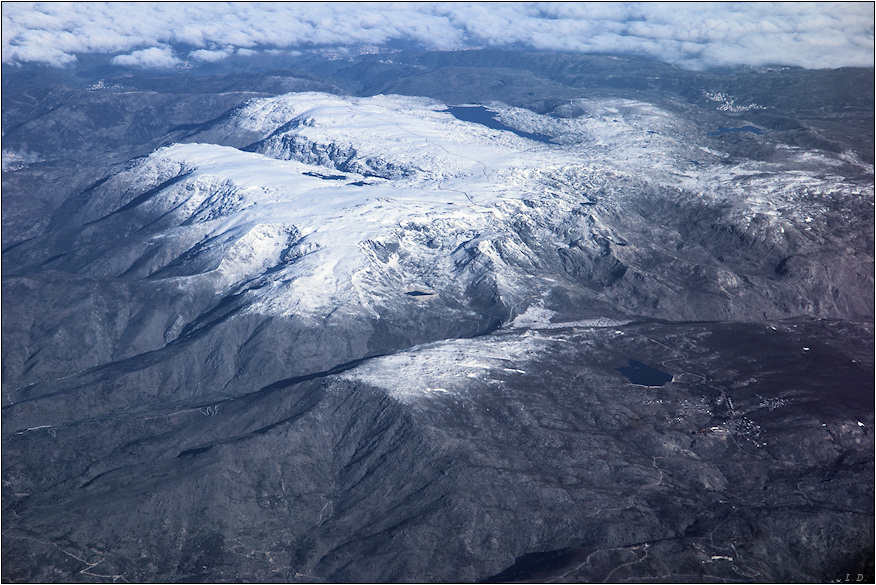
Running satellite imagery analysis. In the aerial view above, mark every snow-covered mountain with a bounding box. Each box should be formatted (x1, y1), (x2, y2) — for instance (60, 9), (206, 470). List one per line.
(10, 91), (872, 329)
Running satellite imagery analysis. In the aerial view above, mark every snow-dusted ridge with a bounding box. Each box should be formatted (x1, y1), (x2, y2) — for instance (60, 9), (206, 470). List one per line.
(341, 330), (555, 403)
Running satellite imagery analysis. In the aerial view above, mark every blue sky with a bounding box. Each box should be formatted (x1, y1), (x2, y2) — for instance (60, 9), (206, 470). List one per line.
(3, 2), (873, 70)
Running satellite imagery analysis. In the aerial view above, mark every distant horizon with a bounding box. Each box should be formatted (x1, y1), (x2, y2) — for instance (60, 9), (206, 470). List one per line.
(3, 2), (873, 71)
(4, 45), (875, 77)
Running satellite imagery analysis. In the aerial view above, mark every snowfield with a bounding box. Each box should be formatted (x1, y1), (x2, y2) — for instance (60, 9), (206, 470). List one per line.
(51, 91), (873, 327)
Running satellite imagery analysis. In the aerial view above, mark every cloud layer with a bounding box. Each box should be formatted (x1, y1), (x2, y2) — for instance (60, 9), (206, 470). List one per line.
(3, 2), (873, 70)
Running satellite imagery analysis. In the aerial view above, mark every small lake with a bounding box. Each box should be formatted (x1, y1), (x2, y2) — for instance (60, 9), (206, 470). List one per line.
(616, 359), (673, 387)
(303, 171), (346, 180)
(708, 125), (764, 136)
(445, 105), (555, 144)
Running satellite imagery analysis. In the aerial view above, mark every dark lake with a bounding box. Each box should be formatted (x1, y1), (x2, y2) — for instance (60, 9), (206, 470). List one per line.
(303, 171), (346, 180)
(708, 125), (764, 136)
(445, 105), (554, 144)
(617, 359), (673, 386)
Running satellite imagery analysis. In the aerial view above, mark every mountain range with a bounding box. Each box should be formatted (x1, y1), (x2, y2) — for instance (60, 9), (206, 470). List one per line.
(2, 50), (873, 583)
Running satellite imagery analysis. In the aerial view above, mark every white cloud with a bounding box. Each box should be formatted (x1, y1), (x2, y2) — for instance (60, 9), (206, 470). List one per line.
(188, 48), (230, 63)
(2, 2), (873, 70)
(111, 46), (180, 68)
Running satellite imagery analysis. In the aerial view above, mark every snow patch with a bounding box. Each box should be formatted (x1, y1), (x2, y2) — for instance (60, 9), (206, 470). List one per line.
(511, 305), (556, 329)
(343, 333), (551, 402)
